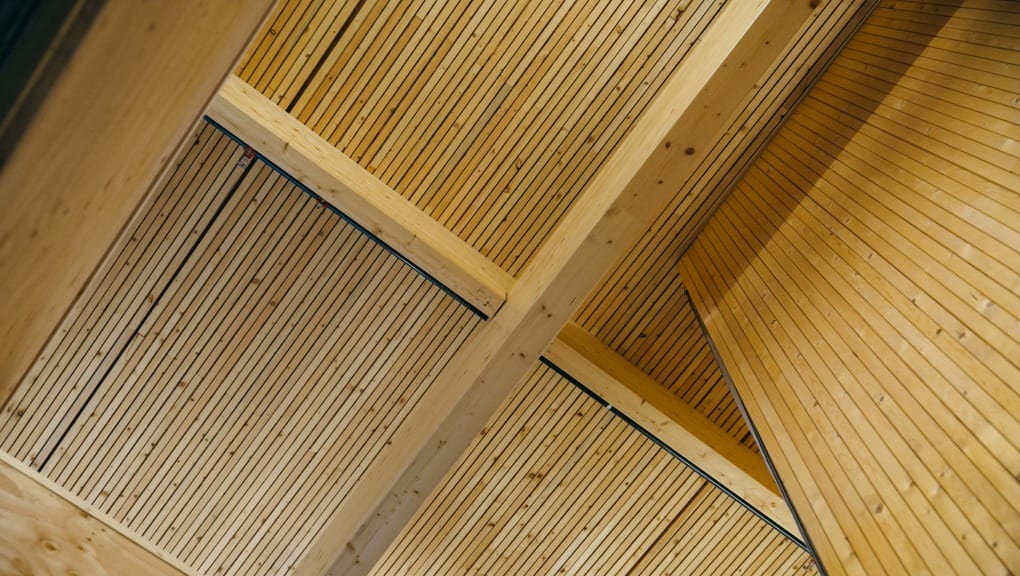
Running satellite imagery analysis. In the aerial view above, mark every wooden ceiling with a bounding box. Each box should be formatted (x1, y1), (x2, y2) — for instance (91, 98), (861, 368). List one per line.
(19, 0), (1008, 575)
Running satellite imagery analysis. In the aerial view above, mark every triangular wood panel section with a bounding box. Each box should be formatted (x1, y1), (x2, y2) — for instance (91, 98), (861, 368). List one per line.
(370, 363), (815, 575)
(680, 1), (1020, 573)
(545, 322), (796, 537)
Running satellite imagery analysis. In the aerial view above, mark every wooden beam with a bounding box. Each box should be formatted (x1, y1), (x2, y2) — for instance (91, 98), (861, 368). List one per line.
(0, 450), (193, 575)
(0, 0), (276, 407)
(207, 76), (514, 317)
(295, 1), (819, 574)
(545, 321), (798, 536)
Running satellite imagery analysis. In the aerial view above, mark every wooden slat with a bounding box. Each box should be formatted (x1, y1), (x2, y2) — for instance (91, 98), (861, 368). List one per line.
(1, 123), (245, 465)
(544, 322), (796, 536)
(679, 2), (1020, 574)
(630, 485), (815, 575)
(0, 450), (190, 576)
(208, 75), (514, 317)
(0, 0), (276, 407)
(294, 2), (821, 574)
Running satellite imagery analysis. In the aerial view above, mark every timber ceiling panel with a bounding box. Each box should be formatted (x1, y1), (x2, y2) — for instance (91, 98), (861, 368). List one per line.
(236, 0), (726, 275)
(0, 120), (481, 576)
(230, 0), (880, 456)
(574, 0), (877, 448)
(371, 362), (815, 575)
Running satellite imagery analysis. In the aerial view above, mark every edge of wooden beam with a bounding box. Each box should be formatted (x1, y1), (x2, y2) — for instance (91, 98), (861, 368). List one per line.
(0, 0), (276, 407)
(0, 450), (195, 576)
(545, 321), (799, 537)
(207, 76), (513, 318)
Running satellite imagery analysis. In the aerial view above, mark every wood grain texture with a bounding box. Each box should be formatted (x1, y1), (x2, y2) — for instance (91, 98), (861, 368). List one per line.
(0, 121), (481, 575)
(545, 322), (795, 536)
(369, 363), (815, 576)
(236, 0), (727, 275)
(575, 0), (879, 451)
(0, 0), (275, 408)
(680, 1), (1020, 574)
(0, 450), (191, 576)
(208, 76), (514, 317)
(296, 2), (821, 574)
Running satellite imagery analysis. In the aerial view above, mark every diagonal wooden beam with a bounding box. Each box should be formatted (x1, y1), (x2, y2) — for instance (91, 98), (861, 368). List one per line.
(295, 1), (819, 574)
(206, 76), (514, 318)
(0, 450), (193, 575)
(0, 0), (276, 408)
(545, 321), (798, 536)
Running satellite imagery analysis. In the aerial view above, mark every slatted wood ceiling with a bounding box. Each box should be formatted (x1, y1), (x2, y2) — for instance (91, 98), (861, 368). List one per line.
(0, 121), (482, 575)
(237, 0), (725, 275)
(0, 1), (907, 573)
(372, 362), (815, 576)
(235, 0), (879, 451)
(680, 1), (1020, 574)
(0, 120), (815, 574)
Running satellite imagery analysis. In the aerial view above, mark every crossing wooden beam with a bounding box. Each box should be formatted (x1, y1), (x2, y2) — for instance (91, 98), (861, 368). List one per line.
(545, 321), (798, 536)
(207, 76), (514, 318)
(292, 1), (820, 574)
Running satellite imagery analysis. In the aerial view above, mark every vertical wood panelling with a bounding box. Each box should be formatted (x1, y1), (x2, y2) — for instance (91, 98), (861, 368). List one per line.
(0, 120), (481, 575)
(370, 363), (815, 576)
(235, 0), (726, 275)
(680, 2), (1020, 574)
(1, 123), (244, 465)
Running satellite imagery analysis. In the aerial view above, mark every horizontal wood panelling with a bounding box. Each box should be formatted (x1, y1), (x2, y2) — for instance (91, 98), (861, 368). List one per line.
(0, 120), (481, 575)
(370, 363), (815, 576)
(575, 0), (877, 445)
(679, 1), (1020, 574)
(236, 0), (725, 275)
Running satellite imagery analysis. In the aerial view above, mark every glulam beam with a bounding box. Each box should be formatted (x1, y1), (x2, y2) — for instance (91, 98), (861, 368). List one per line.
(294, 1), (820, 574)
(0, 451), (192, 575)
(0, 0), (276, 407)
(207, 76), (514, 317)
(545, 322), (798, 536)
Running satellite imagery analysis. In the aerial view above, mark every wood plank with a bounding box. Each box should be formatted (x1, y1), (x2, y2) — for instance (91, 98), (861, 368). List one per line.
(0, 0), (276, 407)
(207, 75), (513, 317)
(293, 1), (821, 574)
(0, 450), (191, 576)
(544, 322), (797, 536)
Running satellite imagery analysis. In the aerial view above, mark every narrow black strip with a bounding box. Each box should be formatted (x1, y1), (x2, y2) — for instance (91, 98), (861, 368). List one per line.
(285, 0), (367, 114)
(37, 144), (255, 472)
(538, 355), (810, 553)
(684, 291), (827, 573)
(203, 116), (489, 320)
